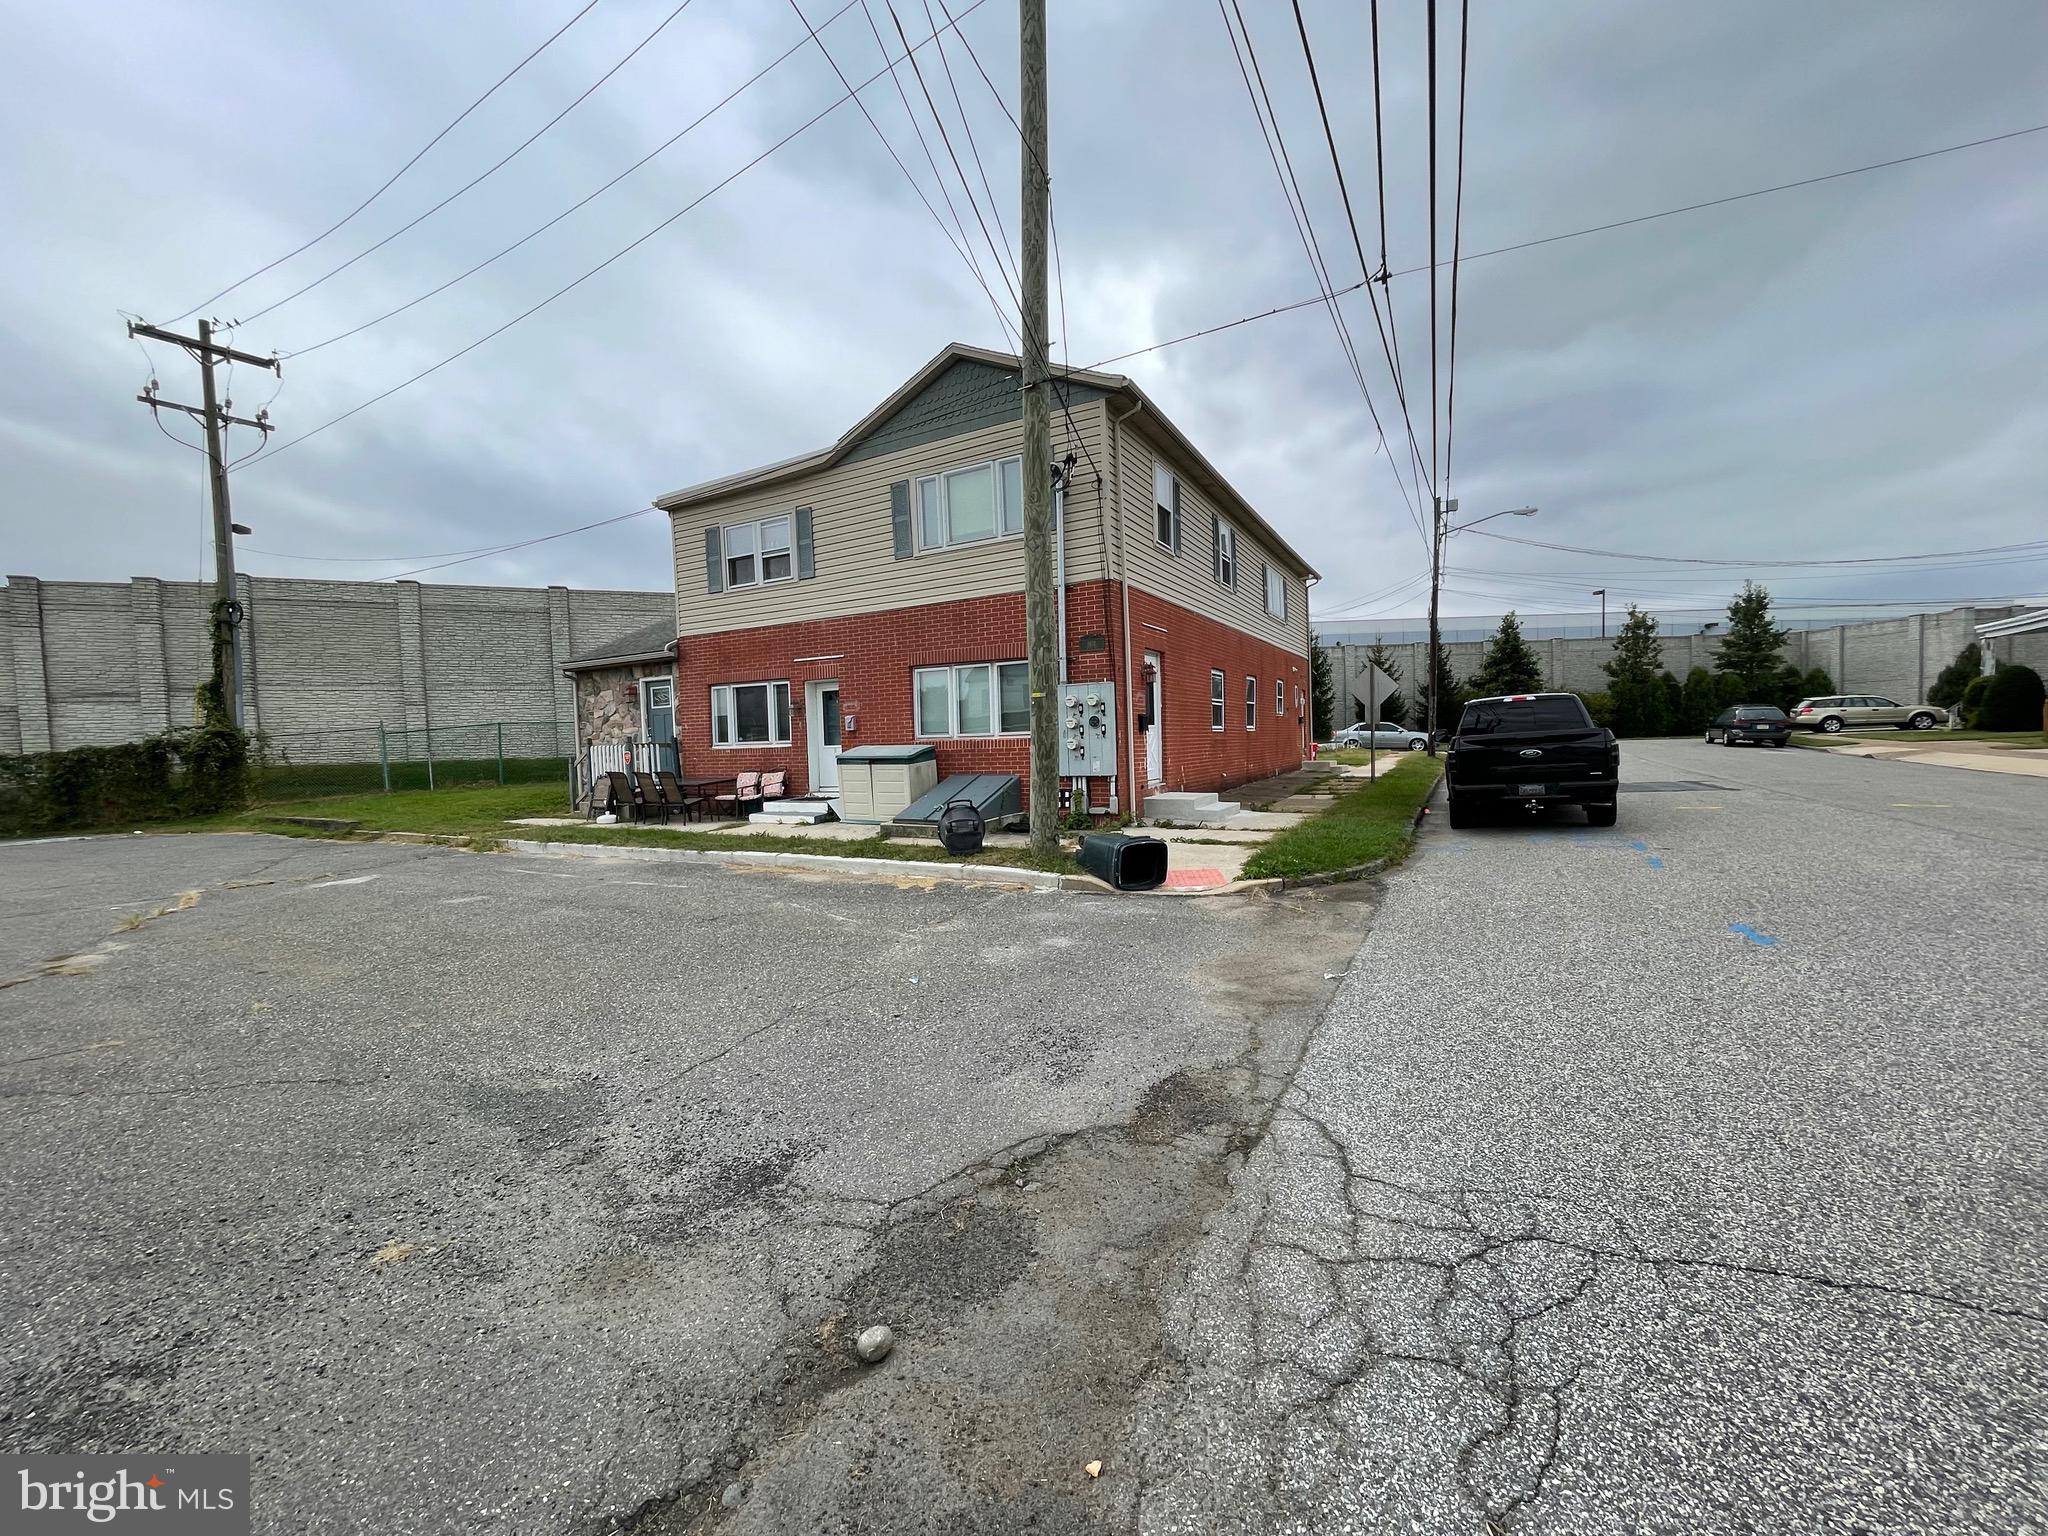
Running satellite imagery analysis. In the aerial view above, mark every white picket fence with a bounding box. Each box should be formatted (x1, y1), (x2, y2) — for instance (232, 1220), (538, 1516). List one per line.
(573, 738), (676, 805)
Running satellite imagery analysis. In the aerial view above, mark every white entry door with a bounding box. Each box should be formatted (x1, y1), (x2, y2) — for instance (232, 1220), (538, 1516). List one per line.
(1143, 652), (1164, 785)
(807, 680), (842, 795)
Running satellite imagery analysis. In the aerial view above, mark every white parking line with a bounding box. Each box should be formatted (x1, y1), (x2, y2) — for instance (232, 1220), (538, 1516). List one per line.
(307, 875), (381, 889)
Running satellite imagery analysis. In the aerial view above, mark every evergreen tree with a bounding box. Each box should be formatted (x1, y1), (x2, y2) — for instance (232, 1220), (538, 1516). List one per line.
(1713, 582), (1791, 701)
(1601, 605), (1669, 736)
(1311, 643), (1336, 740)
(1928, 643), (1982, 709)
(1469, 611), (1545, 697)
(1423, 646), (1464, 733)
(1602, 605), (1664, 687)
(1678, 667), (1719, 733)
(1379, 689), (1411, 727)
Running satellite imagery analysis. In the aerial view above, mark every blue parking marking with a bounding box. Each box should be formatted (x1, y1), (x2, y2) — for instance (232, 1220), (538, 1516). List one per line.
(1630, 840), (1648, 852)
(1645, 856), (1664, 871)
(1727, 923), (1778, 946)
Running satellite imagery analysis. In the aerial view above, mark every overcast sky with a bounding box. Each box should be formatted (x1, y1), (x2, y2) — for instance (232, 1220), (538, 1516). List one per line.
(5, 0), (2044, 629)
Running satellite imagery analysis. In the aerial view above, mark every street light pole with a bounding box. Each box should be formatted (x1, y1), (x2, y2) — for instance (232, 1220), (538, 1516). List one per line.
(1594, 588), (1607, 639)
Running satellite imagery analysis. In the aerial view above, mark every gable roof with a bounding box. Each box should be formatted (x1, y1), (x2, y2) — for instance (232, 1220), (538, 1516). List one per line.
(654, 343), (1317, 579)
(561, 618), (677, 672)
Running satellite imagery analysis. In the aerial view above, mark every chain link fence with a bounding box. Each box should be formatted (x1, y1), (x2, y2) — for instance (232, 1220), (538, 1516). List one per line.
(252, 720), (575, 801)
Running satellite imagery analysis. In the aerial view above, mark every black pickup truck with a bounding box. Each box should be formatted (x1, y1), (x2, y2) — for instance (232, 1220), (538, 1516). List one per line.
(1443, 693), (1621, 828)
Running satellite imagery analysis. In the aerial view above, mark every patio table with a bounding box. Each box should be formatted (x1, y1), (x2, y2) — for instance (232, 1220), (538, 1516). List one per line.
(680, 775), (740, 819)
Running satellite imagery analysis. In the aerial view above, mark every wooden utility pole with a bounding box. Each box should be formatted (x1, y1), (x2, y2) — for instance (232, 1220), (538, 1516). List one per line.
(1020, 0), (1059, 852)
(129, 318), (278, 730)
(1426, 495), (1444, 754)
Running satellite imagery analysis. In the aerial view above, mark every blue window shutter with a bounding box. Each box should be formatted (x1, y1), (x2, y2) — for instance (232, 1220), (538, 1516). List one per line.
(795, 506), (816, 579)
(890, 481), (913, 559)
(704, 526), (723, 593)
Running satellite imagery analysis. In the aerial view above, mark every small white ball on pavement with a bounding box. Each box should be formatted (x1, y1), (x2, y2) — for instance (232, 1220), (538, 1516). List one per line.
(855, 1324), (894, 1363)
(721, 1481), (743, 1510)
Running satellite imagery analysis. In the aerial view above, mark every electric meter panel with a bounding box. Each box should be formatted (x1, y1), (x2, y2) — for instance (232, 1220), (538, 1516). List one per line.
(1055, 682), (1117, 777)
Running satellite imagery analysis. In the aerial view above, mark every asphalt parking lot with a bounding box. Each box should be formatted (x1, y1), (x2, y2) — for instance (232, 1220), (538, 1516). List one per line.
(0, 831), (1368, 1534)
(1127, 738), (2047, 1534)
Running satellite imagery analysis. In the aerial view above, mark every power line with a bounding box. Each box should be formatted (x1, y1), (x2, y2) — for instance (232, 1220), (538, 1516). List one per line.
(280, 0), (862, 359)
(918, 0), (1102, 489)
(1469, 529), (2048, 567)
(787, 0), (1019, 347)
(1441, 0), (1470, 501)
(878, 0), (1021, 316)
(1086, 122), (2048, 372)
(1216, 0), (1426, 552)
(920, 0), (1021, 296)
(240, 0), (996, 467)
(852, 0), (1005, 327)
(1426, 0), (1440, 495)
(1366, 0), (1417, 496)
(388, 506), (663, 582)
(237, 0), (700, 329)
(1288, 0), (1430, 507)
(166, 0), (605, 323)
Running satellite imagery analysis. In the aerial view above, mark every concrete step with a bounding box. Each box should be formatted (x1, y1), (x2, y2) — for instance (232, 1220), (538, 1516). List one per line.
(1140, 791), (1242, 824)
(749, 799), (838, 826)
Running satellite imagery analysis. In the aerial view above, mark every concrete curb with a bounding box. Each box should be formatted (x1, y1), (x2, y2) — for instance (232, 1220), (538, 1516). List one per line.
(499, 838), (1069, 891)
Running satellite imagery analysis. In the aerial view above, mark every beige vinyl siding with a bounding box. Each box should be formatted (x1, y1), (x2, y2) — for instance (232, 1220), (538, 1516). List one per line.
(671, 401), (1109, 636)
(1115, 420), (1309, 657)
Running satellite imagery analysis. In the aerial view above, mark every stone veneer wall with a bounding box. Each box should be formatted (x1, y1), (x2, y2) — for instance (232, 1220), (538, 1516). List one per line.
(574, 664), (673, 746)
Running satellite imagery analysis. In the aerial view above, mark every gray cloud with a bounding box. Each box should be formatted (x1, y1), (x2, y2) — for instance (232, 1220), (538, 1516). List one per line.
(4, 0), (2043, 631)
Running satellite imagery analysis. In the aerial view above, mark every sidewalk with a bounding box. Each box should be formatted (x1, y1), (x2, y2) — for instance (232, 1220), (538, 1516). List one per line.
(1794, 735), (2048, 778)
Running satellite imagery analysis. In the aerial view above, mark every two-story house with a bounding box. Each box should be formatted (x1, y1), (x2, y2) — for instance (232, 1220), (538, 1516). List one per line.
(651, 342), (1316, 817)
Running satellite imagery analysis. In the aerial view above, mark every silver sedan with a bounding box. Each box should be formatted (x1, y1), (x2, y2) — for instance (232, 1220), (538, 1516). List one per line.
(1333, 721), (1429, 751)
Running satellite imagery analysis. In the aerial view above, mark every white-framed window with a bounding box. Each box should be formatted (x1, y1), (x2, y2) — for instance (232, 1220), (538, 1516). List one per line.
(1264, 565), (1286, 619)
(1245, 675), (1257, 730)
(915, 661), (1031, 737)
(1153, 461), (1181, 552)
(722, 515), (793, 588)
(916, 456), (1024, 550)
(710, 681), (791, 746)
(1214, 520), (1238, 587)
(1210, 669), (1226, 731)
(1276, 678), (1286, 718)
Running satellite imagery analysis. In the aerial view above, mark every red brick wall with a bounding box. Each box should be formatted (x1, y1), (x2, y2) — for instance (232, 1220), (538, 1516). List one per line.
(675, 579), (1306, 811)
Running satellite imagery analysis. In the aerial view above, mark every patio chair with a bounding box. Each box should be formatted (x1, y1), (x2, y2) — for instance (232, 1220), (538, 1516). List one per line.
(712, 770), (762, 819)
(630, 767), (674, 822)
(654, 769), (701, 823)
(602, 770), (648, 822)
(758, 770), (788, 805)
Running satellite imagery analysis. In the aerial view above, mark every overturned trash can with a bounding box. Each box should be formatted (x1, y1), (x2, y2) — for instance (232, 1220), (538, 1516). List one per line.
(1077, 832), (1169, 891)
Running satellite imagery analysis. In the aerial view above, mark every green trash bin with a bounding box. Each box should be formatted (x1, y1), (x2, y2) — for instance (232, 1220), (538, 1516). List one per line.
(1077, 832), (1168, 891)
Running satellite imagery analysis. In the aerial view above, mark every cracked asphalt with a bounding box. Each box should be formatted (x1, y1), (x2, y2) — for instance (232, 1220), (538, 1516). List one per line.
(0, 830), (1369, 1533)
(1126, 738), (2047, 1534)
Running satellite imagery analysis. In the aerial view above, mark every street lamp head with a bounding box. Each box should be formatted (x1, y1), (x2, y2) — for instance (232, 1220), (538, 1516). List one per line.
(1592, 587), (1605, 597)
(1508, 506), (1538, 517)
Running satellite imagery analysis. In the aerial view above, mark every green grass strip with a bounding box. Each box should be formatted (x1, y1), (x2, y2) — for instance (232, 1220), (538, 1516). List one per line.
(1241, 754), (1445, 882)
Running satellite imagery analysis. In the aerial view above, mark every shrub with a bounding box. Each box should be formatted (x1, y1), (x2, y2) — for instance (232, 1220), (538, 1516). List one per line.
(0, 728), (250, 838)
(1978, 664), (2046, 732)
(1580, 691), (1616, 729)
(1928, 644), (1980, 709)
(1958, 674), (1995, 728)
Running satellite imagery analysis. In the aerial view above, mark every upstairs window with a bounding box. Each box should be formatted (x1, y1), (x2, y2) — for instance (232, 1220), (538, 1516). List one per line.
(1214, 520), (1238, 588)
(722, 516), (792, 588)
(1264, 565), (1287, 619)
(917, 456), (1024, 550)
(1153, 461), (1182, 552)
